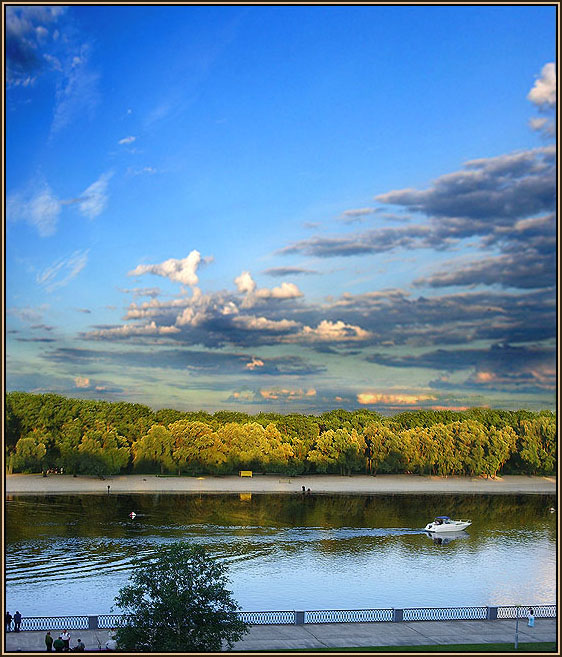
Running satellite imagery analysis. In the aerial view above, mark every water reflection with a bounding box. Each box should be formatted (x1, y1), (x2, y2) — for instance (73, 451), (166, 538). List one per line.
(5, 493), (556, 616)
(424, 530), (469, 545)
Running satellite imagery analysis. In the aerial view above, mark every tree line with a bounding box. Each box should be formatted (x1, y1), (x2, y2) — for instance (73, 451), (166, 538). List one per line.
(5, 392), (556, 477)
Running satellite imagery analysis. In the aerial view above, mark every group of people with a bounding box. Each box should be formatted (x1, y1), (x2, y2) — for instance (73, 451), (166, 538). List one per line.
(5, 611), (22, 632)
(45, 630), (84, 652)
(45, 629), (117, 652)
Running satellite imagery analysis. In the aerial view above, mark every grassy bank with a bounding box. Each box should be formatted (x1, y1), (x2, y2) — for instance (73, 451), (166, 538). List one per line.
(261, 642), (557, 652)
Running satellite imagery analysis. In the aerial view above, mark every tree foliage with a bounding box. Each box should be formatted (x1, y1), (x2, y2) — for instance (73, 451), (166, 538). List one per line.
(4, 392), (556, 477)
(113, 542), (249, 652)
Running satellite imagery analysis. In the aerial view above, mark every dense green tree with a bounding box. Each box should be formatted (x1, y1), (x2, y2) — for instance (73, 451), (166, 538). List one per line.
(12, 429), (48, 473)
(430, 423), (457, 476)
(154, 407), (186, 427)
(113, 542), (249, 652)
(483, 426), (517, 477)
(307, 428), (364, 474)
(518, 417), (556, 474)
(77, 424), (130, 476)
(170, 421), (226, 474)
(132, 424), (175, 474)
(4, 391), (556, 477)
(57, 419), (85, 474)
(362, 423), (394, 475)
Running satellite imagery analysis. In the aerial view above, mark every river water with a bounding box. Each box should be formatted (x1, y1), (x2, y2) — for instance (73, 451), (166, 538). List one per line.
(5, 493), (556, 616)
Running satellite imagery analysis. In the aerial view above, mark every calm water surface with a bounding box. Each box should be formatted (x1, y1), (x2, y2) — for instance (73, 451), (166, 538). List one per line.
(5, 493), (556, 616)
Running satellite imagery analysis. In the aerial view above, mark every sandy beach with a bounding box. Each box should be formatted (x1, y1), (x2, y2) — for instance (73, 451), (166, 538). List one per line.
(5, 473), (556, 495)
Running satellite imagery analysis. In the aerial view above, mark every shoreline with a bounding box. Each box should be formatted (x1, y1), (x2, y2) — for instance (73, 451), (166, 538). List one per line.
(5, 473), (556, 496)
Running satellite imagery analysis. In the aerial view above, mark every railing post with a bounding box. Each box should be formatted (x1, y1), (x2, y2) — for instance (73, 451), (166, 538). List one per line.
(88, 616), (99, 630)
(486, 606), (498, 620)
(392, 609), (403, 622)
(295, 611), (305, 625)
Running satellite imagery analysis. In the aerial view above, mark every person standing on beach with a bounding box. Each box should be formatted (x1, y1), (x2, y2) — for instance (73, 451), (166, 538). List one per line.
(45, 631), (54, 651)
(527, 607), (535, 627)
(61, 629), (71, 651)
(5, 611), (12, 632)
(13, 611), (22, 632)
(53, 636), (64, 652)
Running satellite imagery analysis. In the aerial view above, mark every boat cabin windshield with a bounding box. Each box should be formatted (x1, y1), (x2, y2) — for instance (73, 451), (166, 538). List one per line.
(433, 516), (451, 525)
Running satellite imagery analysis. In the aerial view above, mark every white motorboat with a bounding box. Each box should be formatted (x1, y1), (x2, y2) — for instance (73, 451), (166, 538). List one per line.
(424, 516), (471, 532)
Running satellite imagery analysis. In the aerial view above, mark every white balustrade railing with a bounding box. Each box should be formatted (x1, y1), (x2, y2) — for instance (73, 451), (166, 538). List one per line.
(10, 604), (556, 631)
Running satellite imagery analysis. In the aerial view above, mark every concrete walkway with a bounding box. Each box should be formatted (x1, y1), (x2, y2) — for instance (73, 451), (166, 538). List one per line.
(4, 619), (557, 652)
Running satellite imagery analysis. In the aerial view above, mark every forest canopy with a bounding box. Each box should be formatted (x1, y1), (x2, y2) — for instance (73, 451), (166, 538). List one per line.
(5, 392), (556, 477)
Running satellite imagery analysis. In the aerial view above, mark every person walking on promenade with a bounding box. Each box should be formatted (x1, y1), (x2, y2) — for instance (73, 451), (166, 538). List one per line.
(72, 638), (85, 651)
(45, 631), (54, 651)
(61, 629), (71, 651)
(5, 611), (12, 632)
(528, 607), (535, 627)
(53, 635), (65, 652)
(13, 610), (22, 632)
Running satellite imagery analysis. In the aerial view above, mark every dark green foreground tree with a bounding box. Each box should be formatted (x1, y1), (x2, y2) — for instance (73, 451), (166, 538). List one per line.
(113, 542), (249, 652)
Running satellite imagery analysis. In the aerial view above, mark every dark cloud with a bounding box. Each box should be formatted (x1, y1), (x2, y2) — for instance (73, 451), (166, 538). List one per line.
(263, 267), (319, 277)
(414, 251), (556, 290)
(367, 343), (555, 394)
(279, 225), (432, 258)
(367, 342), (551, 369)
(81, 282), (554, 355)
(44, 346), (324, 377)
(279, 148), (555, 294)
(6, 6), (64, 86)
(377, 147), (555, 225)
(16, 337), (57, 343)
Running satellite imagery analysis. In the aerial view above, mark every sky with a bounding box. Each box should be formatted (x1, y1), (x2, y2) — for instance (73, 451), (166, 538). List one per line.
(5, 4), (557, 415)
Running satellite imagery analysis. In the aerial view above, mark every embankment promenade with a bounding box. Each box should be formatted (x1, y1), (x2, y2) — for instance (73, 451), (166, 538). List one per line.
(5, 473), (556, 495)
(3, 619), (558, 652)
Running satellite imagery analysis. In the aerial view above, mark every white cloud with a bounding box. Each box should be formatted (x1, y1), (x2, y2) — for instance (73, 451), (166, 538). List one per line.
(235, 271), (256, 294)
(118, 135), (136, 145)
(8, 173), (110, 236)
(260, 388), (316, 401)
(236, 270), (303, 308)
(77, 172), (112, 219)
(74, 376), (90, 388)
(233, 315), (299, 331)
(527, 63), (556, 108)
(357, 392), (436, 405)
(298, 320), (372, 342)
(88, 321), (180, 339)
(255, 282), (303, 301)
(246, 357), (264, 370)
(129, 250), (203, 287)
(8, 184), (61, 237)
(43, 53), (62, 71)
(529, 117), (555, 137)
(341, 208), (375, 223)
(7, 305), (49, 324)
(36, 250), (89, 292)
(51, 43), (100, 135)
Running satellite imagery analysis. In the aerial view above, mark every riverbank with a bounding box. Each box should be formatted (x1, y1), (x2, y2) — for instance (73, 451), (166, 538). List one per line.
(5, 473), (556, 495)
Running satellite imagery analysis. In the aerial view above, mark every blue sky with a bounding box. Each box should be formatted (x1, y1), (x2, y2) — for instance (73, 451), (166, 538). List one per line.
(5, 4), (556, 414)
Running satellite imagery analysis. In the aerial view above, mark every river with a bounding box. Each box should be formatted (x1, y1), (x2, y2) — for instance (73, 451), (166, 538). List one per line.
(5, 492), (556, 616)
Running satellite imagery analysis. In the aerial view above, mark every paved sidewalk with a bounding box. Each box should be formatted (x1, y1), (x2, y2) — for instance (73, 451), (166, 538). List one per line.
(3, 619), (557, 652)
